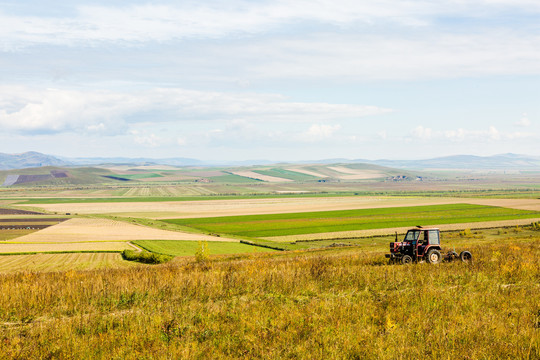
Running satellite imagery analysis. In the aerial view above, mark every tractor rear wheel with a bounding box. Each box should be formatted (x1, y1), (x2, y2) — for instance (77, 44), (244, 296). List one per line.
(459, 251), (472, 262)
(401, 255), (413, 264)
(426, 249), (442, 264)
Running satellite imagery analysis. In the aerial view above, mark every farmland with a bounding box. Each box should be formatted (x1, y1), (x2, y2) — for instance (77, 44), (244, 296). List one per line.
(0, 163), (539, 358)
(164, 203), (540, 238)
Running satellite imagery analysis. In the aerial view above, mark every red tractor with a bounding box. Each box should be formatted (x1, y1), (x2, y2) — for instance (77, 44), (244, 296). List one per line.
(386, 226), (472, 264)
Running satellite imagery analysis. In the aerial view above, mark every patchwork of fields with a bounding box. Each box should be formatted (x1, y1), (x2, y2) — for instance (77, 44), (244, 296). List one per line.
(164, 203), (540, 238)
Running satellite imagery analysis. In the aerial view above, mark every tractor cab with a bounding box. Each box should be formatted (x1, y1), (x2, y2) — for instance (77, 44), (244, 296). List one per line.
(386, 227), (443, 264)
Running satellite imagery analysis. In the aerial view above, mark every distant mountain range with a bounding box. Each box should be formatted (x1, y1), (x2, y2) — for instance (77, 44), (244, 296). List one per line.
(0, 152), (72, 170)
(358, 153), (540, 170)
(1, 151), (540, 170)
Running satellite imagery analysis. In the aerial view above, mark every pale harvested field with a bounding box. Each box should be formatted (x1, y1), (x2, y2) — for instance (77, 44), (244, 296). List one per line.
(105, 165), (180, 171)
(265, 218), (540, 242)
(230, 171), (294, 183)
(0, 253), (134, 272)
(328, 166), (385, 180)
(11, 218), (237, 243)
(285, 168), (328, 178)
(0, 242), (131, 253)
(28, 196), (472, 219)
(465, 198), (540, 212)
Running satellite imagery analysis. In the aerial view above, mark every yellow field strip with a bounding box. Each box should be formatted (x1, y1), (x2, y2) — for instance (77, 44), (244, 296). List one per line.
(26, 196), (470, 218)
(27, 197), (540, 220)
(264, 218), (540, 242)
(0, 242), (131, 253)
(10, 218), (237, 243)
(230, 171), (294, 183)
(327, 166), (385, 180)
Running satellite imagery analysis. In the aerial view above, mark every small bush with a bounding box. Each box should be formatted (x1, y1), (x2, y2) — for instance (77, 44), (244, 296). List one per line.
(121, 250), (173, 264)
(195, 241), (210, 263)
(459, 228), (472, 237)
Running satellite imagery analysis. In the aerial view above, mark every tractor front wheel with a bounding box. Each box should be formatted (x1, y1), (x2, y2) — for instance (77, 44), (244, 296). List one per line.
(459, 251), (472, 262)
(401, 255), (413, 264)
(426, 249), (442, 264)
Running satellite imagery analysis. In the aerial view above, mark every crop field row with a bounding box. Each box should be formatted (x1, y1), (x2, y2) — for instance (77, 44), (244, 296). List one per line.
(0, 252), (133, 272)
(0, 229), (37, 241)
(134, 240), (276, 256)
(10, 218), (236, 243)
(0, 242), (133, 253)
(164, 204), (540, 238)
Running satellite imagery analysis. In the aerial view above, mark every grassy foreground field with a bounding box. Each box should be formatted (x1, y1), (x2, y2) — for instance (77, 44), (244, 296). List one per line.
(0, 234), (538, 359)
(0, 253), (134, 272)
(164, 203), (540, 238)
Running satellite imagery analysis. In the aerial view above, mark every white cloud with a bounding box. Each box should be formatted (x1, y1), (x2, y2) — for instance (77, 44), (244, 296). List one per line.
(412, 125), (534, 142)
(177, 137), (187, 146)
(1, 1), (540, 49)
(0, 85), (390, 135)
(299, 124), (341, 142)
(515, 113), (531, 127)
(241, 32), (540, 81)
(411, 126), (433, 139)
(488, 126), (500, 140)
(133, 133), (162, 147)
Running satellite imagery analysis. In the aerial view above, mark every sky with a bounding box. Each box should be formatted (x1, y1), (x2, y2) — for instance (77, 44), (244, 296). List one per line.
(0, 0), (539, 162)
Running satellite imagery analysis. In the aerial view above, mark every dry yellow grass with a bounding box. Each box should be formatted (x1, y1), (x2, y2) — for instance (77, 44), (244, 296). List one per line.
(0, 252), (134, 272)
(10, 218), (237, 243)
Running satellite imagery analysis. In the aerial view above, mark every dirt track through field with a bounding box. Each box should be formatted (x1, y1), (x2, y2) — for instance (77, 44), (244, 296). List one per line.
(10, 218), (237, 243)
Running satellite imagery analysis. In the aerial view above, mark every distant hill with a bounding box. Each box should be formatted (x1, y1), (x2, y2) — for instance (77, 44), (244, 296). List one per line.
(366, 153), (540, 170)
(0, 152), (71, 170)
(2, 151), (540, 171)
(0, 166), (130, 187)
(65, 156), (204, 167)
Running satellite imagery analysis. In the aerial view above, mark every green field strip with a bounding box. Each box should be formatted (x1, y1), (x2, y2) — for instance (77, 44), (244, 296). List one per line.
(253, 168), (320, 181)
(163, 204), (540, 238)
(113, 173), (164, 180)
(13, 193), (350, 204)
(133, 240), (276, 256)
